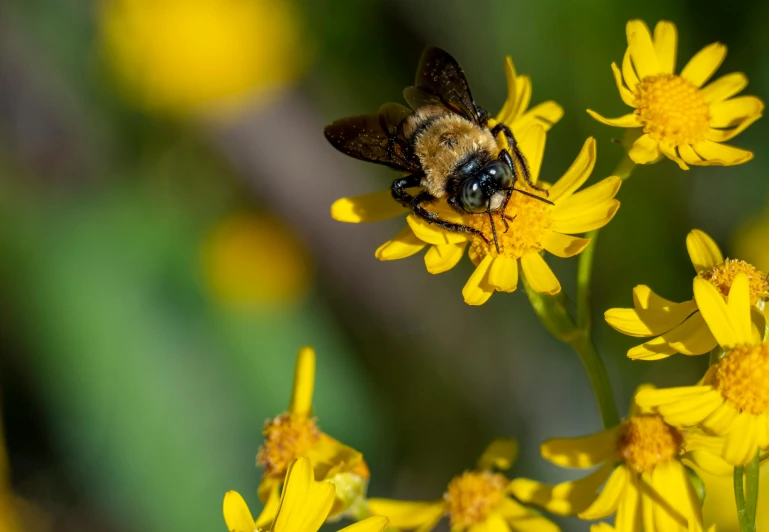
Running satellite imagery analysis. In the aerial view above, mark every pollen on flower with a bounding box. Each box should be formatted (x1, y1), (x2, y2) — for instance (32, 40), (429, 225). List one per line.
(256, 413), (320, 478)
(698, 259), (769, 305)
(618, 414), (683, 474)
(634, 74), (710, 146)
(444, 471), (507, 527)
(467, 187), (553, 261)
(714, 343), (769, 415)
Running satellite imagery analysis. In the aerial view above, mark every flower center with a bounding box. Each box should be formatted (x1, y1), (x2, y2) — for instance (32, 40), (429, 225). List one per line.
(634, 74), (710, 146)
(618, 414), (683, 474)
(714, 343), (769, 415)
(256, 413), (320, 478)
(467, 185), (552, 261)
(697, 259), (769, 305)
(444, 471), (508, 527)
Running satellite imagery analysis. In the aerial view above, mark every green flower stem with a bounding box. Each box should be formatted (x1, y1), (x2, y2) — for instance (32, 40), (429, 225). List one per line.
(734, 466), (749, 532)
(745, 451), (760, 531)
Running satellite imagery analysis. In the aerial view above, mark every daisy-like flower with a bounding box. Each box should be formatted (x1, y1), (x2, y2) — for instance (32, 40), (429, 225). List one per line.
(589, 20), (763, 169)
(636, 272), (769, 466)
(605, 229), (769, 360)
(224, 457), (388, 532)
(510, 387), (717, 532)
(331, 57), (563, 268)
(256, 347), (370, 519)
(367, 439), (559, 532)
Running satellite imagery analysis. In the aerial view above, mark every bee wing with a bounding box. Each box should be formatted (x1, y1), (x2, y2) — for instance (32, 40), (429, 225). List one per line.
(324, 103), (420, 172)
(408, 47), (480, 123)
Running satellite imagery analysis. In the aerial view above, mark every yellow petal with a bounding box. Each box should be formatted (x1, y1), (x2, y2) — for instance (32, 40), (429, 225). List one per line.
(255, 483), (281, 528)
(331, 191), (408, 223)
(605, 299), (697, 337)
(666, 311), (719, 355)
(586, 110), (640, 128)
(304, 433), (365, 481)
(681, 42), (727, 87)
(723, 413), (760, 465)
(614, 472), (641, 532)
(514, 101), (564, 135)
(627, 339), (679, 361)
(376, 226), (426, 261)
(657, 389), (723, 426)
(551, 176), (621, 222)
(627, 22), (660, 78)
(578, 465), (627, 520)
(622, 48), (640, 90)
(224, 491), (256, 532)
(497, 498), (559, 532)
(701, 402), (738, 434)
(677, 144), (703, 167)
(463, 255), (495, 305)
(542, 231), (591, 258)
(686, 229), (724, 272)
(711, 96), (764, 126)
(513, 75), (533, 123)
(340, 516), (390, 532)
(635, 386), (712, 410)
(550, 198), (620, 234)
(407, 215), (469, 245)
(496, 57), (520, 126)
(517, 124), (546, 184)
(488, 256), (519, 292)
(366, 500), (445, 530)
(548, 137), (597, 202)
(693, 277), (739, 348)
(424, 243), (467, 274)
(727, 273), (753, 345)
(658, 141), (689, 170)
(477, 438), (518, 470)
(611, 62), (637, 107)
(701, 72), (748, 103)
(273, 457), (335, 532)
(650, 460), (702, 531)
(509, 463), (614, 516)
(633, 285), (684, 310)
(468, 513), (510, 532)
(289, 347), (315, 417)
(540, 427), (620, 468)
(683, 450), (733, 477)
(689, 140), (753, 166)
(521, 253), (561, 295)
(653, 21), (678, 74)
(628, 134), (661, 164)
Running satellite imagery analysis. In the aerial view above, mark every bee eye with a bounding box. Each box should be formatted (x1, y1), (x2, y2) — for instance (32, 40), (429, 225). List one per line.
(484, 161), (512, 189)
(459, 178), (487, 213)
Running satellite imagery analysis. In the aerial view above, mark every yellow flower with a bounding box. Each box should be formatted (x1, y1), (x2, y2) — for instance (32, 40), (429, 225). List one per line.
(605, 229), (768, 360)
(635, 272), (769, 466)
(224, 457), (388, 532)
(700, 463), (769, 530)
(589, 20), (763, 169)
(202, 212), (312, 308)
(256, 347), (370, 520)
(100, 0), (307, 116)
(510, 387), (714, 532)
(367, 439), (559, 532)
(331, 57), (564, 283)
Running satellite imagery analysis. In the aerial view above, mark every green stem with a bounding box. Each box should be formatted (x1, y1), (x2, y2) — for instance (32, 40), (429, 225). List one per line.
(734, 466), (749, 532)
(576, 229), (598, 331)
(745, 451), (760, 530)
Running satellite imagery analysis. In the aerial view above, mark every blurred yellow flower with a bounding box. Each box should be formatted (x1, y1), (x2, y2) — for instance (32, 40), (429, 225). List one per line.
(255, 347), (370, 522)
(224, 457), (388, 532)
(0, 416), (21, 532)
(368, 439), (559, 532)
(511, 388), (711, 531)
(100, 0), (307, 115)
(203, 212), (311, 308)
(636, 273), (769, 465)
(733, 209), (769, 273)
(589, 20), (763, 169)
(605, 229), (768, 360)
(700, 464), (769, 531)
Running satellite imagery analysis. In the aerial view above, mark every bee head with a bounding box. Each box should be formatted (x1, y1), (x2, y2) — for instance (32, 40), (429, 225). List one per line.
(458, 160), (512, 213)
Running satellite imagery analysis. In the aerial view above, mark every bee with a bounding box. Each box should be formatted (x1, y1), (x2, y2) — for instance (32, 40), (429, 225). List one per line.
(324, 47), (551, 253)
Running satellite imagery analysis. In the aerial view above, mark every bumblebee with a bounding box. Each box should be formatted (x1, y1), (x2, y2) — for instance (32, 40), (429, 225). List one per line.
(324, 47), (550, 252)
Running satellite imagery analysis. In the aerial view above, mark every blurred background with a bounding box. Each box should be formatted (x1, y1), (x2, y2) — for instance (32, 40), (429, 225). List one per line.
(0, 0), (767, 530)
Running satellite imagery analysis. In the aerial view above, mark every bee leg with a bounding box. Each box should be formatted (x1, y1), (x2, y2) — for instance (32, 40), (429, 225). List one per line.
(498, 188), (514, 233)
(413, 192), (490, 243)
(491, 123), (548, 196)
(486, 201), (501, 254)
(391, 173), (424, 207)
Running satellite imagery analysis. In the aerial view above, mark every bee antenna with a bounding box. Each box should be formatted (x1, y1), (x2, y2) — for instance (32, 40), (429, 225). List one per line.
(487, 203), (501, 254)
(506, 187), (555, 206)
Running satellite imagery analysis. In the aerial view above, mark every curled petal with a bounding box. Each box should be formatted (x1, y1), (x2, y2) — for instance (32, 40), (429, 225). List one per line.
(407, 215), (469, 245)
(611, 62), (637, 107)
(521, 253), (560, 295)
(587, 110), (641, 128)
(548, 137), (597, 202)
(577, 465), (627, 520)
(462, 255), (495, 305)
(542, 231), (591, 258)
(424, 242), (467, 274)
(488, 256), (519, 292)
(376, 226), (426, 261)
(689, 140), (753, 166)
(628, 134), (661, 164)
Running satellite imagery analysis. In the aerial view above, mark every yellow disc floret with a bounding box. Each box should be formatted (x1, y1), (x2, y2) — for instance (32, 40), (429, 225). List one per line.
(257, 413), (320, 478)
(698, 259), (769, 305)
(714, 343), (769, 415)
(444, 471), (507, 527)
(468, 187), (553, 261)
(634, 74), (710, 146)
(618, 414), (683, 474)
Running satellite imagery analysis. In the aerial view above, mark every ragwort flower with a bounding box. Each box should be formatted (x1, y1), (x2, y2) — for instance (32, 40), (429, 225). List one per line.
(510, 387), (710, 532)
(224, 457), (388, 532)
(605, 229), (769, 360)
(636, 273), (769, 466)
(589, 20), (763, 169)
(256, 347), (370, 520)
(367, 439), (559, 532)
